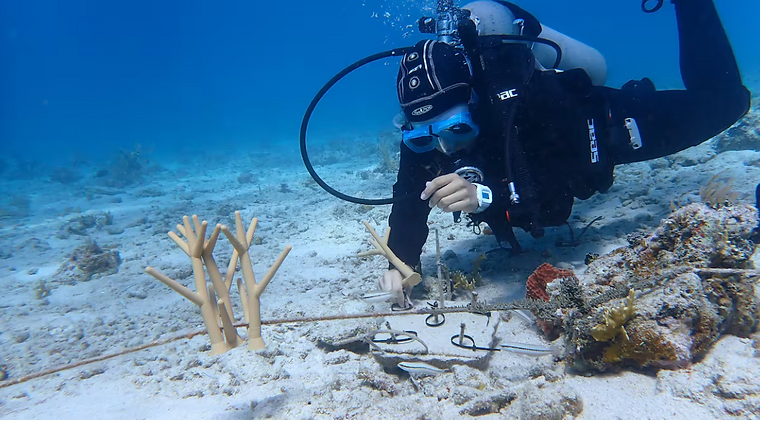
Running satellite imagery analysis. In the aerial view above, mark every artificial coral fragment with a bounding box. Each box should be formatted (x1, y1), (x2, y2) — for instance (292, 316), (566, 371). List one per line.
(590, 289), (636, 342)
(146, 212), (291, 354)
(358, 222), (421, 290)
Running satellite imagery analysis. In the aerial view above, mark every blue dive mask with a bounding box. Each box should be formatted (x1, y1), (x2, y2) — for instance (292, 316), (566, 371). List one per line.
(402, 110), (479, 154)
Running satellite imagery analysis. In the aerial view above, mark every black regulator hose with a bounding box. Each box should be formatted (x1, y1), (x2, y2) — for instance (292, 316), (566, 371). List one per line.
(299, 47), (414, 206)
(642, 0), (664, 13)
(497, 35), (563, 69)
(301, 30), (562, 207)
(301, 37), (560, 206)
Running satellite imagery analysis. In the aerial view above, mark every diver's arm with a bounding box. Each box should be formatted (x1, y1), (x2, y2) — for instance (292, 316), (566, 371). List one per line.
(386, 144), (433, 270)
(606, 0), (750, 164)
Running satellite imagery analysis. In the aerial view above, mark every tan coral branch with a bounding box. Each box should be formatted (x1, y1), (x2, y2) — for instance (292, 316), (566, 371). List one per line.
(358, 221), (421, 289)
(201, 223), (242, 345)
(146, 215), (229, 354)
(145, 267), (203, 306)
(222, 211), (291, 350)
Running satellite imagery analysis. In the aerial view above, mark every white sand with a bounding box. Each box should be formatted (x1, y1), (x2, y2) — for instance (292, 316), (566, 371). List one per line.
(1, 128), (760, 419)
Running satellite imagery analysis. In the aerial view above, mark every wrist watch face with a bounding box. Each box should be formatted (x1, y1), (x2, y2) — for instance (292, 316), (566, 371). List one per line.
(480, 188), (492, 203)
(476, 184), (492, 208)
(455, 166), (484, 184)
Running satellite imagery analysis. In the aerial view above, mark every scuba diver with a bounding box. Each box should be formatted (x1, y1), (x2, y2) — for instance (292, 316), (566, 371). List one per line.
(377, 0), (751, 306)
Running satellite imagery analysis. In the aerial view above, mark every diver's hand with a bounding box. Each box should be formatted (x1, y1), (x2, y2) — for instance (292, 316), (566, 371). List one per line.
(421, 173), (478, 213)
(379, 269), (406, 307)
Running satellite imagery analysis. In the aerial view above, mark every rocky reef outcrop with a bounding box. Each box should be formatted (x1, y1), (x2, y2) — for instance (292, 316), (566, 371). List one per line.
(564, 203), (759, 373)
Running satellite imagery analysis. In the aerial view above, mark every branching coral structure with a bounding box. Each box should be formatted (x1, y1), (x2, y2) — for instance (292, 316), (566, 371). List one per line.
(450, 254), (486, 292)
(146, 212), (291, 354)
(358, 222), (421, 291)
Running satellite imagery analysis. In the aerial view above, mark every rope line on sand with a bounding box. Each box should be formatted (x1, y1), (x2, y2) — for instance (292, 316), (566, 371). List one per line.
(0, 307), (473, 389)
(4, 267), (755, 389)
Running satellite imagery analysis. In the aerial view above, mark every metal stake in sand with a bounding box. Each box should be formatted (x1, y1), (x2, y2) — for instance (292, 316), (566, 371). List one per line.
(434, 228), (450, 304)
(222, 211), (292, 350)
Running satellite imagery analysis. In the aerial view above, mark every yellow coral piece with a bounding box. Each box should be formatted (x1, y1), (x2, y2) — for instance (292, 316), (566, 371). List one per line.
(451, 254), (486, 292)
(452, 271), (475, 291)
(591, 289), (636, 342)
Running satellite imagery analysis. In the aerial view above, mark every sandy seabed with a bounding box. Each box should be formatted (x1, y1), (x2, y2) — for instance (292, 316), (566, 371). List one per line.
(1, 120), (760, 419)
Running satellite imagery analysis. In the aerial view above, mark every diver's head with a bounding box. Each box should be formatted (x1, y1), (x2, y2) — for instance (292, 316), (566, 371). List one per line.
(396, 40), (478, 155)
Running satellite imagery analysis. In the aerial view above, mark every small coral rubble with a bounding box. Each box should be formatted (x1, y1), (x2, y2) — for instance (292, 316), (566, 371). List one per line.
(51, 238), (122, 287)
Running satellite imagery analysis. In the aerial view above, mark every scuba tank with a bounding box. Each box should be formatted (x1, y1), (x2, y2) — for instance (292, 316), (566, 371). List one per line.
(531, 25), (607, 85)
(460, 1), (608, 85)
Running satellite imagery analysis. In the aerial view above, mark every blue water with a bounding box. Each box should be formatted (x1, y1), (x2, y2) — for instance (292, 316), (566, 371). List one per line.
(0, 3), (759, 412)
(1, 0), (758, 167)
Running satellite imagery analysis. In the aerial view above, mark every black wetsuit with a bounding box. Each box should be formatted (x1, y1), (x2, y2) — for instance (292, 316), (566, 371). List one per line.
(387, 0), (751, 269)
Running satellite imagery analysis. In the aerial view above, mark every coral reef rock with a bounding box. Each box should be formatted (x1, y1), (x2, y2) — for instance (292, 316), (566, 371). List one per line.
(566, 203), (759, 373)
(656, 335), (760, 418)
(53, 240), (121, 285)
(587, 203), (757, 284)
